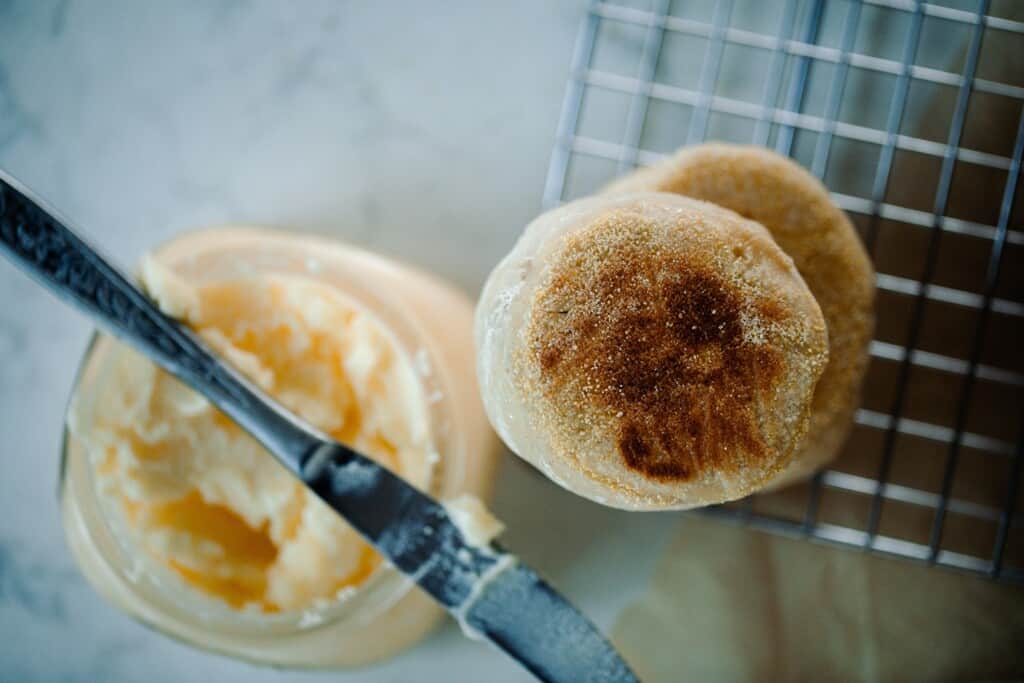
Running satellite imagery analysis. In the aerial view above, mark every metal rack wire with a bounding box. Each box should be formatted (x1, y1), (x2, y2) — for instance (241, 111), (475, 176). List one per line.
(544, 0), (1024, 581)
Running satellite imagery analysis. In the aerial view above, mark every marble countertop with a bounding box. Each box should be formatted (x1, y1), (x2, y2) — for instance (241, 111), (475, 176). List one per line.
(0, 2), (677, 681)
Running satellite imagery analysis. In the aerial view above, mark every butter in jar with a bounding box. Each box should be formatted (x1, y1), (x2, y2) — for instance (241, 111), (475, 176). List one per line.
(60, 227), (501, 668)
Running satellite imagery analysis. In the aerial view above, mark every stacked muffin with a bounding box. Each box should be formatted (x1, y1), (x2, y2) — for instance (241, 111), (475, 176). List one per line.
(475, 144), (875, 510)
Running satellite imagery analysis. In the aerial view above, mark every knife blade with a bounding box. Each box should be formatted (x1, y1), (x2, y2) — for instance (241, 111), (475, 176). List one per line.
(0, 172), (639, 683)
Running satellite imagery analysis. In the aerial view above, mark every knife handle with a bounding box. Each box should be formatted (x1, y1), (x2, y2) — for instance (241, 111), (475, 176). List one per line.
(0, 173), (322, 475)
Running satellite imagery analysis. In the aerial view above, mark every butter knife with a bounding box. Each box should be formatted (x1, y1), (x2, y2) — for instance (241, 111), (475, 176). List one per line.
(0, 172), (638, 683)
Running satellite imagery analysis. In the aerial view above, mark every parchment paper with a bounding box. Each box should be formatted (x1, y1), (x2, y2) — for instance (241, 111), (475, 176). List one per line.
(612, 515), (1024, 682)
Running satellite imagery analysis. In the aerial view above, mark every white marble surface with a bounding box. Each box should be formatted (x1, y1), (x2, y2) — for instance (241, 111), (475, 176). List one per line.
(0, 2), (677, 681)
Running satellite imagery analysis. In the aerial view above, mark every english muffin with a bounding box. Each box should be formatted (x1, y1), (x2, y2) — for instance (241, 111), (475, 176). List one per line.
(475, 193), (829, 509)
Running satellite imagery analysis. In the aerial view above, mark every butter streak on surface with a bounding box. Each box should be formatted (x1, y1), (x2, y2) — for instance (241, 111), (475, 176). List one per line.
(443, 494), (505, 548)
(440, 494), (510, 640)
(68, 258), (432, 613)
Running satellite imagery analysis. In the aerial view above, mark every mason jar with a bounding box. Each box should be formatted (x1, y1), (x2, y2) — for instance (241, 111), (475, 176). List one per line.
(59, 227), (500, 668)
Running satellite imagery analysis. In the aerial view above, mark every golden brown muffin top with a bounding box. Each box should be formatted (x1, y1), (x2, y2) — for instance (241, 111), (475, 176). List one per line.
(523, 200), (827, 492)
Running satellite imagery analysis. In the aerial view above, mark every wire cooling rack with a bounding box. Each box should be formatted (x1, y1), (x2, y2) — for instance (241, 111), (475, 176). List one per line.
(544, 0), (1024, 581)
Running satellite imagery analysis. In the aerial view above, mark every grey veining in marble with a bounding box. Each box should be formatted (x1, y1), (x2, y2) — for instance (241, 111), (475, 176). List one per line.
(0, 2), (677, 681)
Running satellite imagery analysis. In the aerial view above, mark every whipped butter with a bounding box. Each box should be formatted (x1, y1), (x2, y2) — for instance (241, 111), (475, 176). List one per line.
(59, 227), (501, 668)
(69, 262), (432, 612)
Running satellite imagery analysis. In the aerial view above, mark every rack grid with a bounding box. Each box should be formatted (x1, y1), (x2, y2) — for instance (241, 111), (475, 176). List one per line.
(544, 0), (1024, 581)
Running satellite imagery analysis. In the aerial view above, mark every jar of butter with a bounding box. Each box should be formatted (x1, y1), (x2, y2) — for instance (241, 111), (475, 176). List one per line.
(59, 227), (501, 668)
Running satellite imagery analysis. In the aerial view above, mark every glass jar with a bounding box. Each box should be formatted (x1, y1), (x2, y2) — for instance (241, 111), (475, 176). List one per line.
(59, 227), (500, 668)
